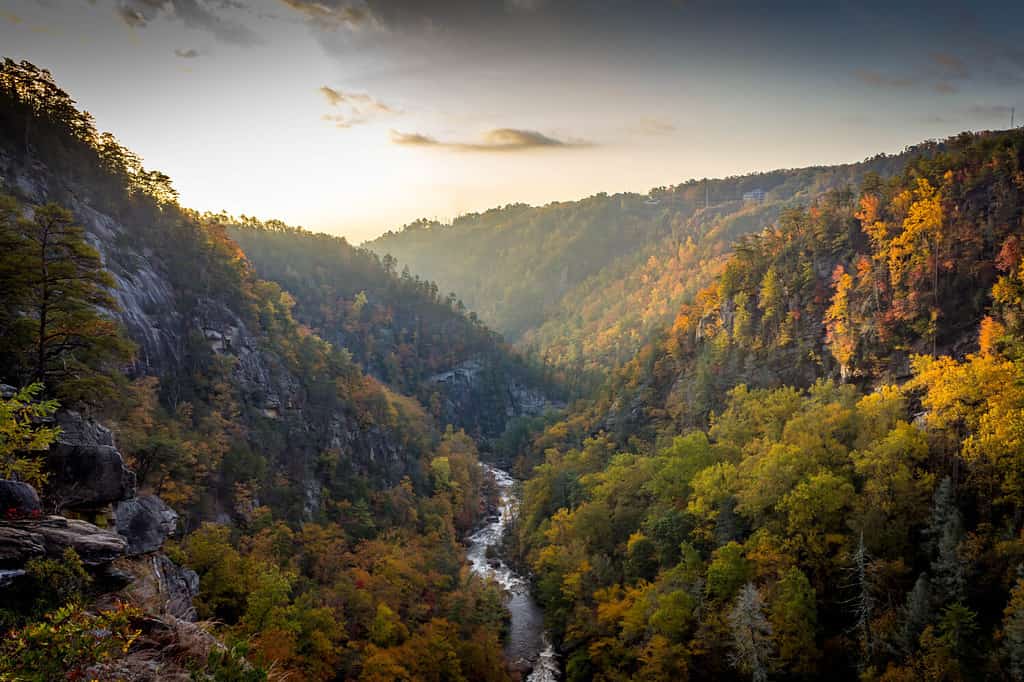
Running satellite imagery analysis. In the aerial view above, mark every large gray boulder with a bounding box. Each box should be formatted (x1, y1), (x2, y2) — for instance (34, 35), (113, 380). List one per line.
(153, 553), (200, 621)
(0, 479), (41, 517)
(46, 411), (136, 510)
(0, 516), (126, 566)
(115, 495), (178, 555)
(0, 525), (46, 565)
(120, 553), (200, 621)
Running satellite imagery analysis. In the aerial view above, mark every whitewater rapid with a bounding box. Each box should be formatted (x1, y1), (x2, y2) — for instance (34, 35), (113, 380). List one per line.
(466, 465), (559, 681)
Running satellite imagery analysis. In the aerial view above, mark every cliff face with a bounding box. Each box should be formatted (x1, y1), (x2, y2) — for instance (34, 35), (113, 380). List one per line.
(0, 149), (422, 520)
(426, 356), (560, 440)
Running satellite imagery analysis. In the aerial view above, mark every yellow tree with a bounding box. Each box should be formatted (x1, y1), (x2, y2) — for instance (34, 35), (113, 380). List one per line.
(888, 178), (945, 354)
(824, 265), (856, 379)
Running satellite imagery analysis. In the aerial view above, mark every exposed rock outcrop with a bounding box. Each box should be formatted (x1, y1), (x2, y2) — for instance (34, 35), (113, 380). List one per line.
(427, 356), (561, 441)
(0, 479), (41, 517)
(115, 495), (179, 556)
(119, 553), (200, 621)
(46, 411), (136, 512)
(0, 516), (126, 566)
(0, 524), (45, 565)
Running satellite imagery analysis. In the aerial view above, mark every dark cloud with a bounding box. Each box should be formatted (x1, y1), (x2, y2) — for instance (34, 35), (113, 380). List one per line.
(174, 47), (202, 58)
(116, 0), (261, 45)
(390, 127), (591, 152)
(320, 85), (397, 128)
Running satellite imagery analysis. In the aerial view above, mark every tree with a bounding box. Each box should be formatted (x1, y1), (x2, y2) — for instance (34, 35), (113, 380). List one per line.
(902, 573), (931, 653)
(888, 178), (945, 354)
(0, 199), (132, 404)
(0, 383), (60, 488)
(850, 532), (874, 669)
(926, 478), (965, 605)
(729, 582), (772, 682)
(825, 265), (856, 379)
(770, 567), (819, 673)
(1003, 574), (1024, 679)
(708, 542), (752, 602)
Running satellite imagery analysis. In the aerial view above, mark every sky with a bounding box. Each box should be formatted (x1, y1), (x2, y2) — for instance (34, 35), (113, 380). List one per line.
(2, 1), (1023, 242)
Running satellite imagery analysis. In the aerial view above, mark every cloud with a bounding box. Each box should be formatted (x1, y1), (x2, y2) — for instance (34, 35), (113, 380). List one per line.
(389, 130), (439, 146)
(276, 0), (551, 32)
(505, 0), (547, 11)
(968, 104), (1014, 119)
(319, 85), (397, 128)
(174, 47), (202, 58)
(389, 127), (592, 152)
(855, 62), (964, 95)
(854, 69), (915, 89)
(116, 0), (261, 45)
(931, 52), (969, 79)
(631, 118), (676, 136)
(277, 1), (377, 30)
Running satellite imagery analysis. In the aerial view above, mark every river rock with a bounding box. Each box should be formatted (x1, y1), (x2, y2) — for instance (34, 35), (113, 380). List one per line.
(0, 479), (41, 517)
(46, 411), (136, 510)
(115, 495), (178, 555)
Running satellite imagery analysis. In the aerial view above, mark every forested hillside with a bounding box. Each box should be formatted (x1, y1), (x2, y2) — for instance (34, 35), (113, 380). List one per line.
(0, 59), (512, 680)
(4, 50), (1024, 682)
(514, 128), (1024, 680)
(367, 151), (920, 390)
(229, 221), (560, 442)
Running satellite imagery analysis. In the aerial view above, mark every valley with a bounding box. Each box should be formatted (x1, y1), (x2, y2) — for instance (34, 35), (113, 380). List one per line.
(2, 41), (1024, 682)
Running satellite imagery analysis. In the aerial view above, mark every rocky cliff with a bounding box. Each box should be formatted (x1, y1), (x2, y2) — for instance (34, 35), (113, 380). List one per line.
(0, 146), (426, 521)
(427, 356), (561, 440)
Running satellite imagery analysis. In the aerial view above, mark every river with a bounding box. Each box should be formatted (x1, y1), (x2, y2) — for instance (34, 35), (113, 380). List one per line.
(466, 465), (560, 681)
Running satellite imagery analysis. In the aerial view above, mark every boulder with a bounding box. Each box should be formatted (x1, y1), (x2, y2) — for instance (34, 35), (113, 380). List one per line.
(95, 563), (136, 590)
(120, 553), (200, 621)
(0, 479), (41, 517)
(154, 554), (200, 621)
(115, 495), (178, 555)
(0, 568), (26, 588)
(3, 516), (127, 566)
(46, 411), (136, 510)
(0, 525), (45, 565)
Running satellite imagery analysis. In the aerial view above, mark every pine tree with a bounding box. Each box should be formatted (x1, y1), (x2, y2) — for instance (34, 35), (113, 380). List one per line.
(0, 198), (132, 403)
